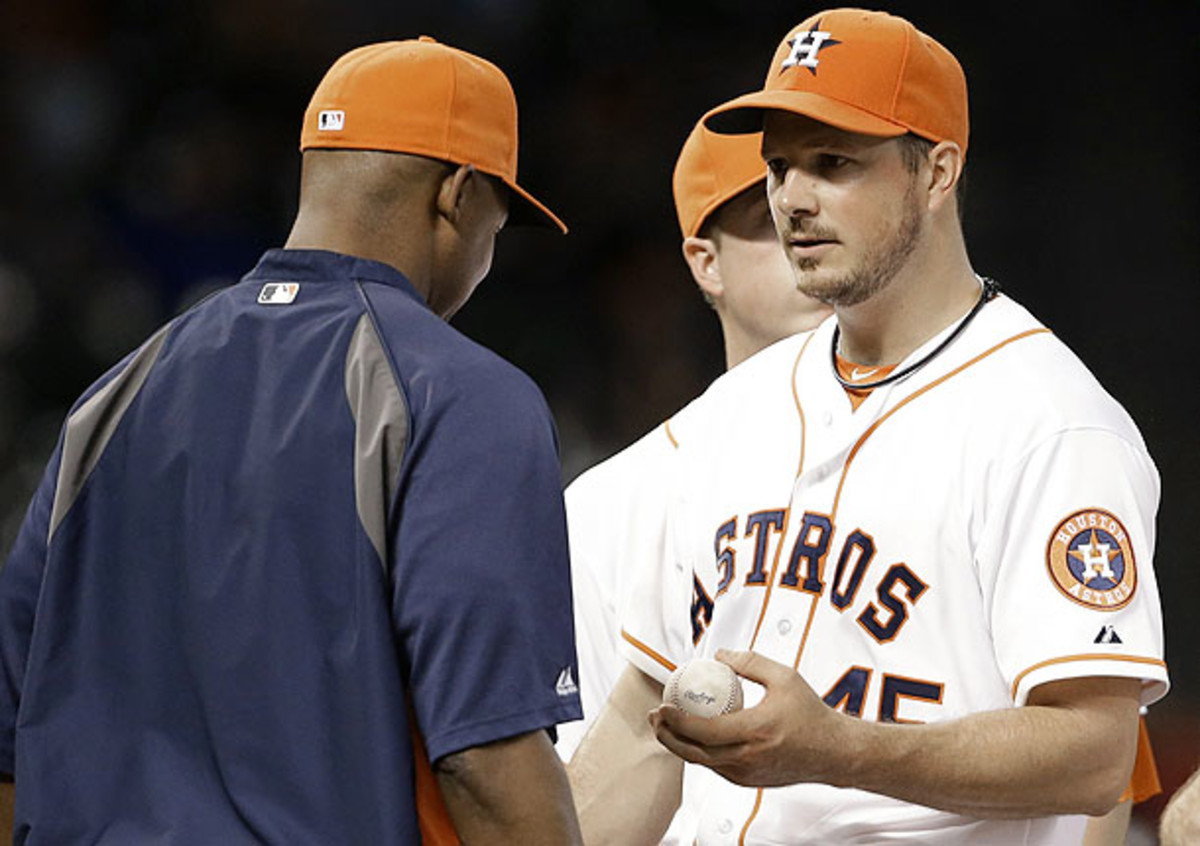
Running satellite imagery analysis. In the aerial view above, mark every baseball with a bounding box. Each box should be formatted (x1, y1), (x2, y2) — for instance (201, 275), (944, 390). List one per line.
(663, 658), (744, 718)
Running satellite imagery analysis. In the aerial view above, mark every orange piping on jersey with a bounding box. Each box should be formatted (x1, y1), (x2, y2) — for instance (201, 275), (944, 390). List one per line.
(739, 325), (1060, 839)
(738, 787), (766, 846)
(664, 418), (680, 450)
(747, 336), (814, 649)
(830, 328), (1050, 516)
(621, 629), (677, 673)
(791, 597), (823, 673)
(1009, 653), (1167, 700)
(793, 330), (1052, 675)
(737, 337), (815, 846)
(791, 335), (811, 483)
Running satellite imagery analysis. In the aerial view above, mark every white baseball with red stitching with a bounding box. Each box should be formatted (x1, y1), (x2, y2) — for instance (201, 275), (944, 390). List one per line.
(664, 659), (744, 718)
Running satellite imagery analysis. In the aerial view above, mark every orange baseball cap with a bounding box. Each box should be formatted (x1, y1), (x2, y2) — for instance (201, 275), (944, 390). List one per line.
(300, 37), (566, 233)
(673, 123), (767, 239)
(704, 9), (968, 156)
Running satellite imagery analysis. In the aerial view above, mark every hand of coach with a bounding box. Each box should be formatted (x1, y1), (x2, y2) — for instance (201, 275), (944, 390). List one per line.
(650, 649), (1141, 819)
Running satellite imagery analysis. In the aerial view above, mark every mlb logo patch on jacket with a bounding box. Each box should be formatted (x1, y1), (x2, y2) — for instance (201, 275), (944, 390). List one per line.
(258, 283), (300, 305)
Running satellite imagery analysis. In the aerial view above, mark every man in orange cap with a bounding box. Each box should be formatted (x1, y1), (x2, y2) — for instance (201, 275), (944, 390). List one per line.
(0, 38), (582, 843)
(557, 118), (830, 843)
(570, 10), (1166, 845)
(559, 118), (830, 753)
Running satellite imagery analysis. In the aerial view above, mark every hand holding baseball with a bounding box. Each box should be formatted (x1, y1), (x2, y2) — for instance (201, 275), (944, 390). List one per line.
(650, 649), (851, 788)
(663, 658), (745, 718)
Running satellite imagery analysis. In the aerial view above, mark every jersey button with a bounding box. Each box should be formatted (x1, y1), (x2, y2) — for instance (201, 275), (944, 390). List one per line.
(777, 618), (793, 635)
(823, 410), (834, 426)
(718, 819), (733, 834)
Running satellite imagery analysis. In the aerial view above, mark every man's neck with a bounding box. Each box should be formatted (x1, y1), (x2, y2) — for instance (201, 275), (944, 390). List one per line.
(284, 208), (434, 303)
(834, 240), (979, 367)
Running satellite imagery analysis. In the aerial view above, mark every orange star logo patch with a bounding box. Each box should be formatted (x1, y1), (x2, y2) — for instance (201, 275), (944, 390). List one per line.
(1046, 509), (1137, 611)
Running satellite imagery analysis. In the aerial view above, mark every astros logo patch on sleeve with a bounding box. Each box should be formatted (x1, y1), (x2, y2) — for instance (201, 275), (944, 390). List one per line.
(1046, 509), (1137, 610)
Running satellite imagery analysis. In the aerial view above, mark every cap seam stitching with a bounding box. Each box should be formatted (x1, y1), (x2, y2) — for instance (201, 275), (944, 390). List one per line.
(303, 46), (377, 149)
(443, 51), (456, 158)
(889, 26), (914, 127)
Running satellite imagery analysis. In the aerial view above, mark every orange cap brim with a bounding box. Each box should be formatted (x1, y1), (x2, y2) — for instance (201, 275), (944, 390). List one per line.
(499, 174), (567, 234)
(705, 89), (910, 140)
(684, 174), (765, 239)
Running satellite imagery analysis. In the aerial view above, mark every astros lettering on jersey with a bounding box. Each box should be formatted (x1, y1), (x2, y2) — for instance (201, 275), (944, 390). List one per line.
(619, 295), (1167, 845)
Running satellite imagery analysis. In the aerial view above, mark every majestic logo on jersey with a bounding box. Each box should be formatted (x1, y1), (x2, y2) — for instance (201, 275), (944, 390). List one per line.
(781, 22), (841, 74)
(257, 283), (300, 305)
(1046, 509), (1137, 611)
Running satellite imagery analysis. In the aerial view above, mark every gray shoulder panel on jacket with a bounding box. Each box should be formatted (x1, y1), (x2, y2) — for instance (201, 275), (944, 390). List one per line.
(344, 314), (409, 568)
(50, 326), (172, 540)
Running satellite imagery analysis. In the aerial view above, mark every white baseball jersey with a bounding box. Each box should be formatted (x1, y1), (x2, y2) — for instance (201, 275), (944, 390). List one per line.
(558, 418), (684, 754)
(620, 294), (1168, 845)
(558, 395), (709, 846)
(557, 333), (822, 843)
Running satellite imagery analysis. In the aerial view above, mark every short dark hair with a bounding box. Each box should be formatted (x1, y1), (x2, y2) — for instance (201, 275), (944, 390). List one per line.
(897, 133), (967, 218)
(897, 133), (935, 174)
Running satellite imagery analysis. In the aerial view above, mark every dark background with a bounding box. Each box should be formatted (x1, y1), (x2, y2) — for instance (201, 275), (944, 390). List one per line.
(0, 0), (1195, 835)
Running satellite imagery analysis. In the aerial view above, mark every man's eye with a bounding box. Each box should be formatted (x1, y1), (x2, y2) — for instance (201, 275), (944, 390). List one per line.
(765, 158), (788, 178)
(819, 154), (850, 170)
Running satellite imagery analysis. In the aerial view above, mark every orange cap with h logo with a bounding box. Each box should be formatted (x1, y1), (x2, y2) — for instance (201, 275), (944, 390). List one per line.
(704, 9), (968, 156)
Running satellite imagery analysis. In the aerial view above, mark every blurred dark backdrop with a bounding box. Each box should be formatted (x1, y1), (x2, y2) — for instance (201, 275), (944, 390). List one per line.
(1, 0), (1196, 835)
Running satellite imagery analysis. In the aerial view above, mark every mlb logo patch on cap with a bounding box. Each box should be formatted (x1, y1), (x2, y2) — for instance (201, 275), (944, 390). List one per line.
(318, 110), (345, 131)
(258, 283), (300, 305)
(298, 38), (567, 232)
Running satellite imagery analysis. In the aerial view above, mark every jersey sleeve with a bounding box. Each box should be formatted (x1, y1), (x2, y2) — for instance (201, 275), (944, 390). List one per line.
(979, 428), (1167, 706)
(0, 435), (63, 773)
(617, 424), (707, 687)
(557, 422), (680, 759)
(391, 363), (581, 763)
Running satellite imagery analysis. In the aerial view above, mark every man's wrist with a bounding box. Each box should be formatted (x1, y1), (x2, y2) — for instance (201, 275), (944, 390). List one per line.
(812, 707), (876, 789)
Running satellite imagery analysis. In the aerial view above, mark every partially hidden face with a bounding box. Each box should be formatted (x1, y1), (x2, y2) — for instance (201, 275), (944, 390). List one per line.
(710, 181), (831, 344)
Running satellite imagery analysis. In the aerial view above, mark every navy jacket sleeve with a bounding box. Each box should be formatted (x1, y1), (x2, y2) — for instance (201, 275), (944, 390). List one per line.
(388, 345), (581, 763)
(0, 437), (63, 774)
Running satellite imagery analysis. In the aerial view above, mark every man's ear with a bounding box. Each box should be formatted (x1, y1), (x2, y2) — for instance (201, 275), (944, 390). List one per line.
(682, 236), (723, 301)
(436, 164), (475, 224)
(925, 141), (963, 214)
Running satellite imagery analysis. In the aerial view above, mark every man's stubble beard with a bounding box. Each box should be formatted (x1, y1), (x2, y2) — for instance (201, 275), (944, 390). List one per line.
(788, 179), (924, 308)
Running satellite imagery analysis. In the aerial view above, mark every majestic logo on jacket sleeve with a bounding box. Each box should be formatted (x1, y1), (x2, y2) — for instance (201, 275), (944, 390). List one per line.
(1046, 509), (1137, 611)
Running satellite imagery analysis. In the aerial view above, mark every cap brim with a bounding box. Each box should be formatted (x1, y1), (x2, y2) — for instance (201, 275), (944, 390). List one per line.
(704, 90), (909, 140)
(503, 179), (567, 234)
(684, 174), (766, 239)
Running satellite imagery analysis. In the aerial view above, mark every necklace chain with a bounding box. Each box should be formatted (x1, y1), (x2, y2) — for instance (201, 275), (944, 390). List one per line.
(830, 277), (1002, 392)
